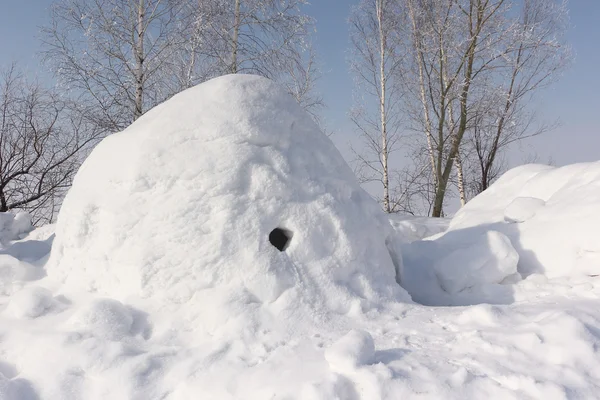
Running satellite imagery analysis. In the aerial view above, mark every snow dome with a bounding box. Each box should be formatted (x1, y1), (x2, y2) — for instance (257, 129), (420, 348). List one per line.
(46, 74), (409, 319)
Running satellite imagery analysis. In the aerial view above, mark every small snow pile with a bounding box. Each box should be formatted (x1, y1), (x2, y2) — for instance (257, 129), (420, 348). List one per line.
(324, 329), (375, 371)
(0, 212), (33, 245)
(402, 228), (521, 304)
(47, 74), (408, 334)
(448, 162), (600, 278)
(67, 299), (134, 340)
(433, 230), (519, 294)
(6, 286), (55, 319)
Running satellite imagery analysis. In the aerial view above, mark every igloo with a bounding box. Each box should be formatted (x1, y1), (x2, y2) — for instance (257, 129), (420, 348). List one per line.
(46, 75), (409, 319)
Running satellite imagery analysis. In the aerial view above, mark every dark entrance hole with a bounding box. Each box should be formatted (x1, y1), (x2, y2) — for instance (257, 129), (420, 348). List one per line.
(269, 227), (293, 251)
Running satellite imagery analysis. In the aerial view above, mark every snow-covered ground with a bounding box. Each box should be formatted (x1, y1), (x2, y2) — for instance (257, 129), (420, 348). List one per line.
(1, 75), (599, 399)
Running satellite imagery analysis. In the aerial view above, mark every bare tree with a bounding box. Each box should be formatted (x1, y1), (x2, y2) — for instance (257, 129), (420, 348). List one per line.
(394, 0), (570, 215)
(196, 0), (323, 115)
(42, 0), (323, 130)
(468, 0), (570, 193)
(199, 0), (313, 76)
(42, 0), (191, 132)
(349, 0), (405, 213)
(279, 46), (325, 125)
(0, 64), (102, 224)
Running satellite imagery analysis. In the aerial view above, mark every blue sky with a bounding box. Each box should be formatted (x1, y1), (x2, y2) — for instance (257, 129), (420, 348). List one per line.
(309, 0), (600, 167)
(1, 0), (598, 167)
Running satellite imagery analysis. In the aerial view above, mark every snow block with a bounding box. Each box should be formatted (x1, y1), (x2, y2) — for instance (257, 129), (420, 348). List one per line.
(46, 74), (408, 322)
(434, 230), (519, 294)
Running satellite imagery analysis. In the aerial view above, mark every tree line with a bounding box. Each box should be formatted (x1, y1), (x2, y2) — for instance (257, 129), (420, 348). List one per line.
(349, 0), (569, 216)
(0, 0), (569, 223)
(1, 0), (318, 224)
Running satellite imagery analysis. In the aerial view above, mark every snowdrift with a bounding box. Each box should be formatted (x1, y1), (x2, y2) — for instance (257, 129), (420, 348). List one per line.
(449, 162), (600, 278)
(402, 162), (600, 304)
(46, 74), (408, 332)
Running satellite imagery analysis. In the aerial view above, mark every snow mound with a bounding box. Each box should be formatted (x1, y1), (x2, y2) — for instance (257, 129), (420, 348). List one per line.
(448, 162), (600, 277)
(6, 286), (55, 319)
(68, 298), (134, 341)
(434, 230), (519, 294)
(47, 74), (408, 331)
(324, 329), (375, 371)
(401, 227), (520, 304)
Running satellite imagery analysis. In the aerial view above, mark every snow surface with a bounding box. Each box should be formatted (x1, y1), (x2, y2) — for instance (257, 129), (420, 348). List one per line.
(0, 77), (600, 399)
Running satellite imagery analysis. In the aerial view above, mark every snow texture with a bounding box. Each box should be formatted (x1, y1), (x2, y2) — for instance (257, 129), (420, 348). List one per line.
(388, 214), (450, 243)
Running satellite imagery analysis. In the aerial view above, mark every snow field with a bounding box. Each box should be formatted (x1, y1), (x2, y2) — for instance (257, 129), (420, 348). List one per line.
(0, 76), (599, 399)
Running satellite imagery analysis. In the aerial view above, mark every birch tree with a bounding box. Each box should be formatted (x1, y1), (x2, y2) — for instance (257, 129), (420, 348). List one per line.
(397, 0), (515, 216)
(349, 0), (405, 213)
(468, 0), (570, 193)
(398, 0), (569, 213)
(42, 0), (191, 132)
(196, 0), (322, 114)
(42, 0), (322, 130)
(0, 64), (102, 224)
(203, 0), (313, 76)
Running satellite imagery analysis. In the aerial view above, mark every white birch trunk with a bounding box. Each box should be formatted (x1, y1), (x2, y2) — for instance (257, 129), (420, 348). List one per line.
(377, 0), (390, 213)
(231, 0), (241, 74)
(134, 0), (145, 121)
